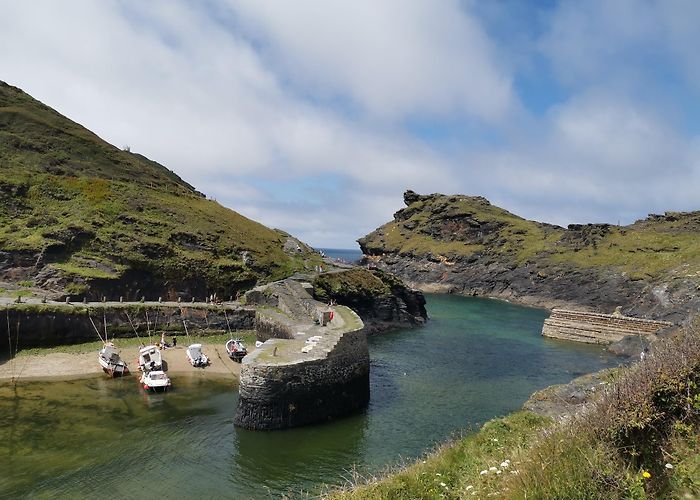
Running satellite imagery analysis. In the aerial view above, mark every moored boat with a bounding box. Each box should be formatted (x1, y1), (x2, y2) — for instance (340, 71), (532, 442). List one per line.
(140, 369), (171, 392)
(138, 345), (163, 372)
(186, 343), (209, 367)
(98, 342), (129, 377)
(225, 339), (247, 362)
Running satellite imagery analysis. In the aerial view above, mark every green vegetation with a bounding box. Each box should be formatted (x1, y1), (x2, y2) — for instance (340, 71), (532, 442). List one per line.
(330, 325), (700, 499)
(0, 81), (322, 297)
(360, 192), (700, 280)
(314, 269), (392, 301)
(333, 304), (363, 331)
(328, 412), (548, 499)
(16, 330), (256, 357)
(313, 268), (407, 303)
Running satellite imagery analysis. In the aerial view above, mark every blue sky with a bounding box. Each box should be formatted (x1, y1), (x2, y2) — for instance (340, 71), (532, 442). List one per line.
(2, 0), (700, 247)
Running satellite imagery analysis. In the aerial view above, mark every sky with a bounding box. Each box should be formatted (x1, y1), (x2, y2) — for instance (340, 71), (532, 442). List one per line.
(2, 0), (700, 248)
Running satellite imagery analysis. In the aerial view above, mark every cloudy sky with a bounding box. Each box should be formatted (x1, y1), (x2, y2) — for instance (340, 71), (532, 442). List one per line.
(2, 1), (700, 248)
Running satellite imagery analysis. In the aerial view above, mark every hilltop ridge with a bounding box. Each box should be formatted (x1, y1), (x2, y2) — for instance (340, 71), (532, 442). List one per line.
(0, 81), (321, 300)
(360, 190), (700, 322)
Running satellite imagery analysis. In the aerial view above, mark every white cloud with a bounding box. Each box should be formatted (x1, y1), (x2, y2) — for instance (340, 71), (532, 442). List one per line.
(458, 92), (700, 227)
(228, 0), (513, 122)
(539, 0), (659, 86)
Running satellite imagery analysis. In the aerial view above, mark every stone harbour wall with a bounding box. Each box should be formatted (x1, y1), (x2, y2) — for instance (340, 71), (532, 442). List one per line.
(0, 301), (255, 352)
(542, 308), (673, 344)
(234, 304), (369, 430)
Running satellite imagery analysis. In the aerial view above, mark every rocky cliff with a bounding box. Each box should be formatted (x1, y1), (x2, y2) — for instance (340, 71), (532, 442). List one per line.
(359, 190), (700, 324)
(0, 81), (321, 301)
(312, 268), (427, 333)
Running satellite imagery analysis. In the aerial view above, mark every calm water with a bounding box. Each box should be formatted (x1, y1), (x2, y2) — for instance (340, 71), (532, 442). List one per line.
(0, 294), (618, 498)
(317, 247), (363, 264)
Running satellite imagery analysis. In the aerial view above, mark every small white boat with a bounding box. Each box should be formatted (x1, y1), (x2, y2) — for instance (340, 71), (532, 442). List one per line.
(98, 342), (129, 377)
(138, 345), (163, 372)
(140, 370), (171, 392)
(186, 343), (209, 367)
(225, 339), (247, 362)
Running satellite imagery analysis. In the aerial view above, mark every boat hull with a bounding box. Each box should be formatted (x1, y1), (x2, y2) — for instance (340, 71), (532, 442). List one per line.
(98, 357), (129, 377)
(225, 340), (248, 362)
(139, 371), (171, 392)
(101, 365), (129, 377)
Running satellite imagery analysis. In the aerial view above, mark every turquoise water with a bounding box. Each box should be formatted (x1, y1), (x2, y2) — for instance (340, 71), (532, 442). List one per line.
(0, 294), (618, 498)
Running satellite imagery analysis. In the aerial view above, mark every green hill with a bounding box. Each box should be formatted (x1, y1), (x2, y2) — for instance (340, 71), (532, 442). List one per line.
(0, 81), (321, 300)
(359, 190), (700, 322)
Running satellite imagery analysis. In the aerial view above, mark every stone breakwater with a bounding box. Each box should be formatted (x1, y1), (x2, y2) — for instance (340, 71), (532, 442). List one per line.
(542, 308), (673, 344)
(234, 280), (369, 430)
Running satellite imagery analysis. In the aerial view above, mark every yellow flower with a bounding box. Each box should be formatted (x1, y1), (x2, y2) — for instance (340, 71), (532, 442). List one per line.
(642, 470), (651, 479)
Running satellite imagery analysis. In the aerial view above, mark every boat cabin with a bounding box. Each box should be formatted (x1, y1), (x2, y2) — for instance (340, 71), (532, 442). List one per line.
(139, 345), (162, 371)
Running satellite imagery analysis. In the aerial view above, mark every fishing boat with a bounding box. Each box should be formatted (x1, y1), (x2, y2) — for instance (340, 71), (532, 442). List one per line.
(140, 369), (171, 392)
(98, 342), (129, 377)
(225, 338), (247, 362)
(138, 344), (163, 372)
(186, 343), (209, 367)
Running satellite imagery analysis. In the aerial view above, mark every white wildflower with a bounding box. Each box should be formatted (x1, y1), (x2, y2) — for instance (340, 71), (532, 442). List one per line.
(489, 466), (498, 472)
(480, 470), (488, 475)
(500, 461), (509, 468)
(466, 485), (474, 490)
(436, 473), (442, 476)
(666, 463), (674, 469)
(496, 470), (502, 475)
(440, 482), (446, 487)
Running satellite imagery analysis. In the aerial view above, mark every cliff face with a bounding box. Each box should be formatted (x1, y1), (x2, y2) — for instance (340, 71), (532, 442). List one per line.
(359, 191), (700, 323)
(0, 81), (321, 300)
(312, 268), (427, 333)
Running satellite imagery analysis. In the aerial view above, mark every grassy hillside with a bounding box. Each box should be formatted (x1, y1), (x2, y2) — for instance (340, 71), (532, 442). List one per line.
(0, 81), (321, 299)
(329, 324), (700, 499)
(360, 191), (700, 281)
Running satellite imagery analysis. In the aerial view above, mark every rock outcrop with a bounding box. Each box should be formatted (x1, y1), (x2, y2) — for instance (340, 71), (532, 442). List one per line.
(311, 268), (427, 333)
(523, 368), (619, 420)
(359, 191), (700, 324)
(542, 309), (673, 344)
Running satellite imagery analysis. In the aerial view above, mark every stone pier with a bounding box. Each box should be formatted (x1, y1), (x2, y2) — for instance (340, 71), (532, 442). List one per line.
(234, 280), (369, 430)
(542, 308), (673, 344)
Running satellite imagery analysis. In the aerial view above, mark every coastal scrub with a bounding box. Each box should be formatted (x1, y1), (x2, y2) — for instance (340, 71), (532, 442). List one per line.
(330, 322), (700, 498)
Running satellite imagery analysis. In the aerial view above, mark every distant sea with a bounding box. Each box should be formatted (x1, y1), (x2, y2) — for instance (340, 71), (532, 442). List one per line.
(316, 247), (363, 264)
